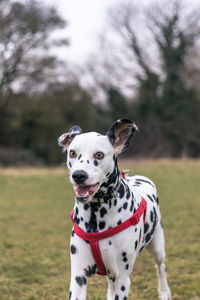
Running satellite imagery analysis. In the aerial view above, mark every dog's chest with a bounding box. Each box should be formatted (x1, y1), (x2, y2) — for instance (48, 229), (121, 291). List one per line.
(73, 179), (140, 233)
(73, 175), (160, 254)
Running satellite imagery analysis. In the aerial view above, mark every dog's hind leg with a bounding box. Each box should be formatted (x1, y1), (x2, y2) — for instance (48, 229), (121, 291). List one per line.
(147, 222), (171, 300)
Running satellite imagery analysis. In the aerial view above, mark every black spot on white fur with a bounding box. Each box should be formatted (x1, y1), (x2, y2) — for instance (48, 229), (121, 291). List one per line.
(99, 221), (105, 230)
(123, 202), (128, 210)
(75, 276), (87, 287)
(135, 240), (138, 250)
(144, 223), (149, 234)
(94, 160), (98, 166)
(84, 264), (96, 277)
(118, 183), (125, 198)
(71, 244), (77, 254)
(123, 256), (128, 262)
(147, 194), (154, 203)
(84, 203), (89, 211)
(100, 207), (107, 218)
(150, 211), (154, 222)
(69, 290), (72, 299)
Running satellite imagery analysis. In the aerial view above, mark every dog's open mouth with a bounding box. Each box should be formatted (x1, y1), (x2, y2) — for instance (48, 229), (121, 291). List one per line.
(73, 183), (99, 202)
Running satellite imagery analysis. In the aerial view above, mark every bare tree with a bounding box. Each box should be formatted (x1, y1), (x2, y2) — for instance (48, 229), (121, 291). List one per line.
(89, 0), (200, 96)
(86, 0), (200, 157)
(0, 0), (68, 102)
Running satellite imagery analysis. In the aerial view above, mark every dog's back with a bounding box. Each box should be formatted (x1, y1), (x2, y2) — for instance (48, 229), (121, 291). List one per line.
(126, 175), (161, 252)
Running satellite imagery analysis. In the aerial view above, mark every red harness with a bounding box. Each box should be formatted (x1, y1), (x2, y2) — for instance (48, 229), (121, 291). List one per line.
(70, 197), (147, 276)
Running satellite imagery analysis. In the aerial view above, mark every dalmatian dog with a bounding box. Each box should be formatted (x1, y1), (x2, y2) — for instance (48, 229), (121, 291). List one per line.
(58, 119), (171, 300)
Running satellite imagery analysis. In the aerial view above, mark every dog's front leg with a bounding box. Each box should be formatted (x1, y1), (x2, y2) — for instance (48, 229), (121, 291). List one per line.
(107, 276), (131, 300)
(69, 234), (96, 300)
(69, 273), (88, 300)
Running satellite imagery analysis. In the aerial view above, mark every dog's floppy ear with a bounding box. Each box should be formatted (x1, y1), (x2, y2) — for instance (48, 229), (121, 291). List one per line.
(58, 126), (82, 153)
(107, 119), (138, 155)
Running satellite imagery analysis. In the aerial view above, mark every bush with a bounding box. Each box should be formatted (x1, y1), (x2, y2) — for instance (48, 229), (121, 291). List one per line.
(0, 148), (43, 167)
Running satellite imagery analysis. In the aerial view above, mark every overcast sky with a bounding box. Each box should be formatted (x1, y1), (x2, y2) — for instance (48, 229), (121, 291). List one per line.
(44, 0), (117, 63)
(45, 0), (200, 64)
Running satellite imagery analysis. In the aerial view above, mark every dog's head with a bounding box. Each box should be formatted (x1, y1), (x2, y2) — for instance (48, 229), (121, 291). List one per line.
(58, 119), (138, 203)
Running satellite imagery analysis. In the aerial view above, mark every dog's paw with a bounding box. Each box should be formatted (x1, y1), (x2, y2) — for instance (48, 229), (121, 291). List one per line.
(158, 288), (172, 300)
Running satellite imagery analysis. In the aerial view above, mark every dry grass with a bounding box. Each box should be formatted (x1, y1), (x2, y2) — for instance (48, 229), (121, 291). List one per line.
(0, 166), (66, 176)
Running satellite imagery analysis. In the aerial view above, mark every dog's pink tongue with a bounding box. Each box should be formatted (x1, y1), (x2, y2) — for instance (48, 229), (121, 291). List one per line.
(74, 184), (99, 197)
(74, 185), (90, 197)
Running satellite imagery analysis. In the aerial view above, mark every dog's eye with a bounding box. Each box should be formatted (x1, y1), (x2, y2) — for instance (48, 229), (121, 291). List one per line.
(69, 150), (77, 158)
(94, 152), (104, 160)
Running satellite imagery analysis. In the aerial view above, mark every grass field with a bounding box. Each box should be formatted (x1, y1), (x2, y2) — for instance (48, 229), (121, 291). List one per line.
(0, 160), (200, 300)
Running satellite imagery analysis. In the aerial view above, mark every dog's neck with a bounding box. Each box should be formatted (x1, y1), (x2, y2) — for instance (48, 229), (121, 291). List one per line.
(72, 160), (137, 233)
(93, 158), (121, 202)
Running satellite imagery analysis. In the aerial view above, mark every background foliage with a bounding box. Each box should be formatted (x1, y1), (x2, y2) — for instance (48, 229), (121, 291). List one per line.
(1, 0), (200, 165)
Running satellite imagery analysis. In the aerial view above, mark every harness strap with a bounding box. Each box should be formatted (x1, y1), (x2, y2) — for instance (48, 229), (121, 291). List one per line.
(90, 241), (107, 275)
(121, 171), (126, 180)
(71, 197), (147, 275)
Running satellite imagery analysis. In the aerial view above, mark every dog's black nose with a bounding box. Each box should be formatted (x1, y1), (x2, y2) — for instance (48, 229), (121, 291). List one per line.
(72, 170), (88, 185)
